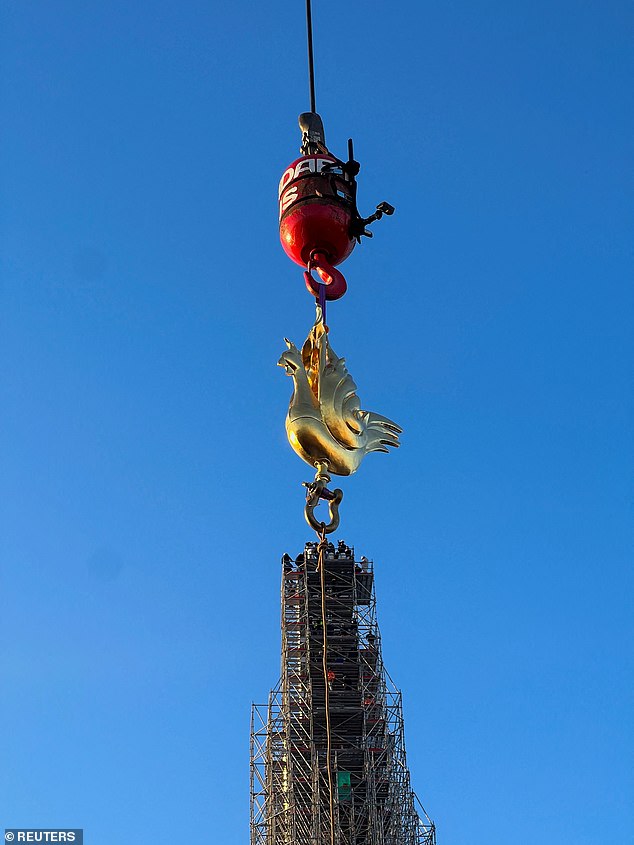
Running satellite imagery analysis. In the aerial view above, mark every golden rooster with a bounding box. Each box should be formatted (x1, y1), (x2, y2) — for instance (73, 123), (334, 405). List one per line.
(278, 320), (402, 476)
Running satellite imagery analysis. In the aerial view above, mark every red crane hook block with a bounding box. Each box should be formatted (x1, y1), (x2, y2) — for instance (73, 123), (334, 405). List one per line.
(304, 251), (347, 301)
(279, 154), (355, 303)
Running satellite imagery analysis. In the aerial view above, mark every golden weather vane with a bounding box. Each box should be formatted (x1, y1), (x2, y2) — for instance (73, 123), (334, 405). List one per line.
(278, 314), (401, 477)
(278, 300), (401, 533)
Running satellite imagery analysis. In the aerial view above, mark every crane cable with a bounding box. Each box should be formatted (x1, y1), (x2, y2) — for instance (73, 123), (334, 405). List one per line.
(318, 531), (336, 845)
(306, 0), (317, 113)
(306, 4), (334, 840)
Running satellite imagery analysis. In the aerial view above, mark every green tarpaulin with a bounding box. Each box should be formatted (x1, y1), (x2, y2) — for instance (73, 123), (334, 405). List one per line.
(337, 771), (351, 800)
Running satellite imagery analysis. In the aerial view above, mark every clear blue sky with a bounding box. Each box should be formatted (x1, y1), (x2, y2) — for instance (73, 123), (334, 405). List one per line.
(1, 1), (632, 843)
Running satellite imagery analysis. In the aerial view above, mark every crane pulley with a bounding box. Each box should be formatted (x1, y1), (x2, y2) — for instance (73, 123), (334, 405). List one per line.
(278, 111), (394, 302)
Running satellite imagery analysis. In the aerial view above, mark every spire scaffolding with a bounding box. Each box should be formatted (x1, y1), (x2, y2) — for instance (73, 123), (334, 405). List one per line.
(250, 541), (435, 845)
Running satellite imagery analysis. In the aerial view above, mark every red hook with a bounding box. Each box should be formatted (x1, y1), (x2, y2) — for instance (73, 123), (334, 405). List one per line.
(304, 251), (347, 301)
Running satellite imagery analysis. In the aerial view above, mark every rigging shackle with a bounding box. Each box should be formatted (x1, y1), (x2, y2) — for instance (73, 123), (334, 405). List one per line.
(303, 461), (343, 535)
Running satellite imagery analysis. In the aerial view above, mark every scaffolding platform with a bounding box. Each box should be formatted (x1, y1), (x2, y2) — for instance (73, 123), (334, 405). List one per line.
(251, 541), (435, 845)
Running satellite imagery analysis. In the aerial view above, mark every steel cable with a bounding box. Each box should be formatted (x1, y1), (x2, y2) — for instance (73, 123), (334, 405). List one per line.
(306, 0), (317, 112)
(318, 531), (336, 845)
